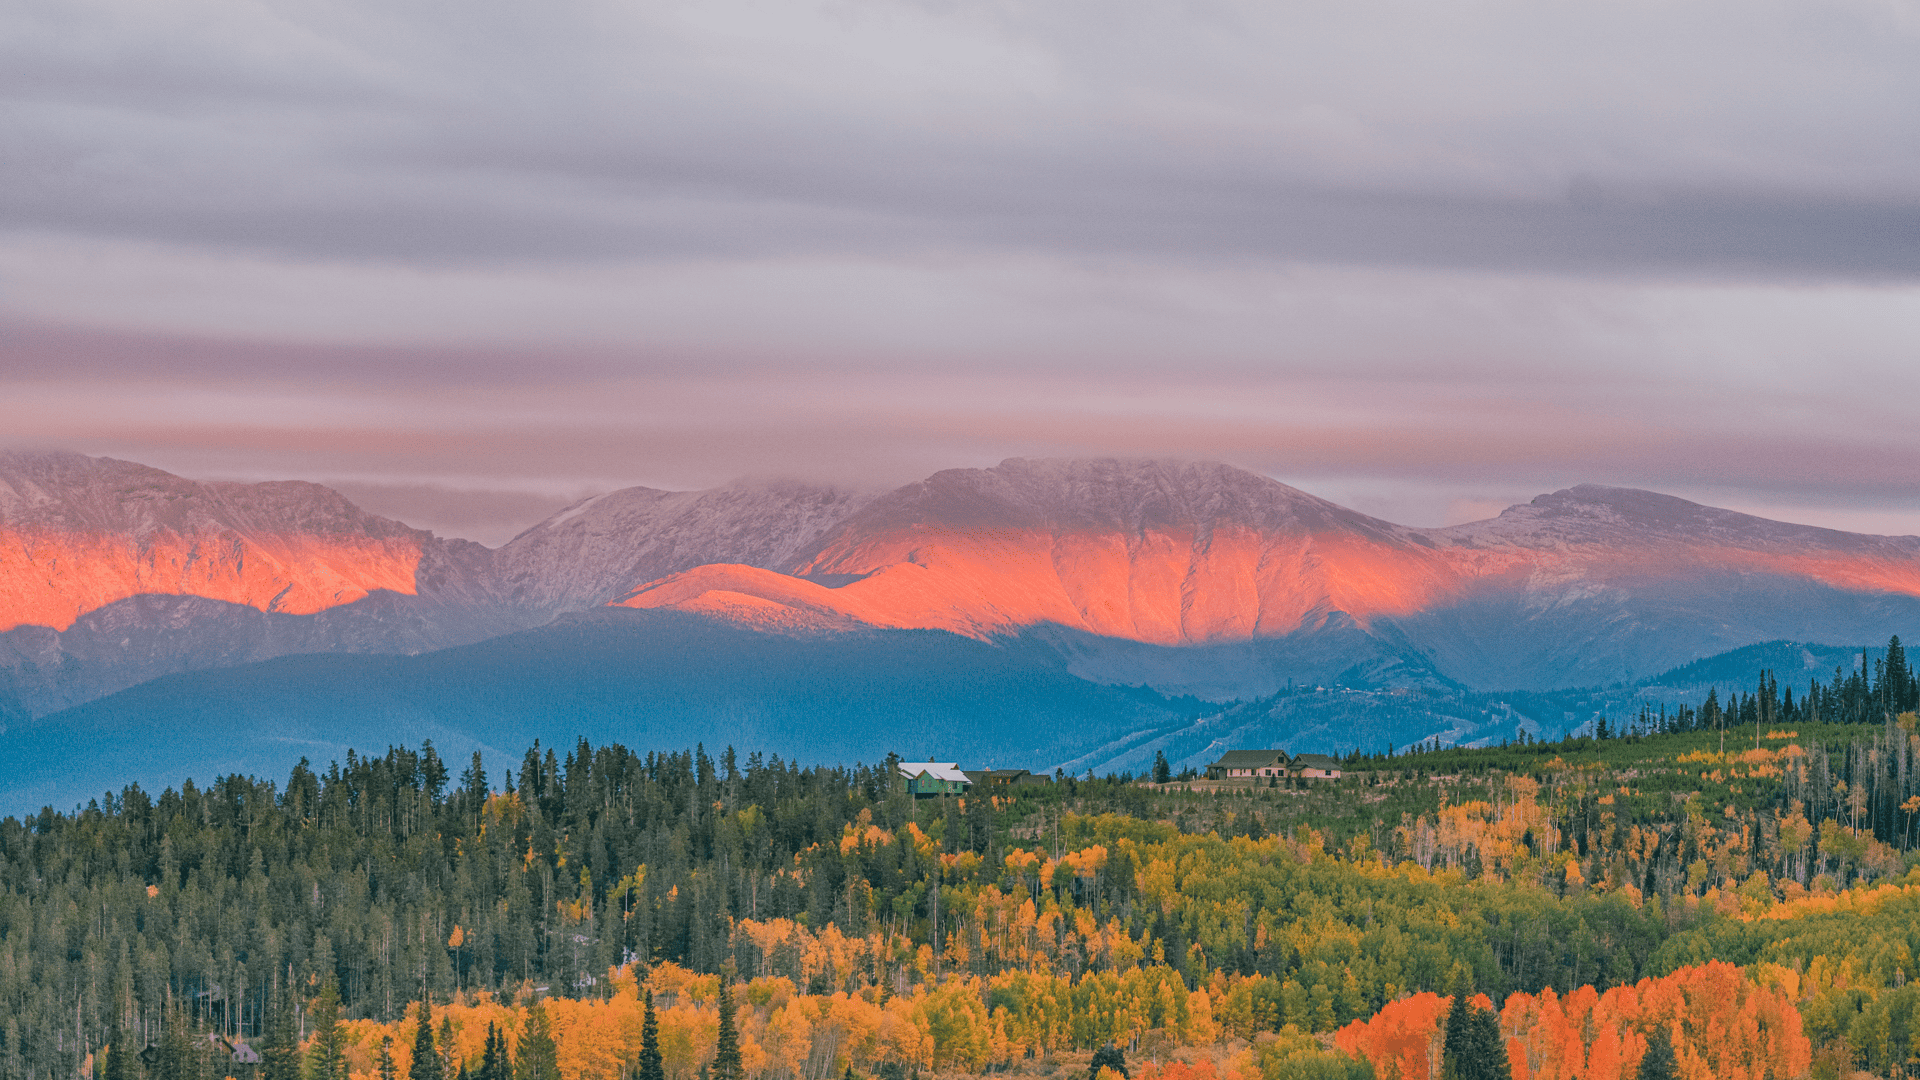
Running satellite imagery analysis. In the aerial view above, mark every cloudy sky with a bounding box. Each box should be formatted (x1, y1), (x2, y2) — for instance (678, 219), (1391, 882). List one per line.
(5, 0), (1919, 544)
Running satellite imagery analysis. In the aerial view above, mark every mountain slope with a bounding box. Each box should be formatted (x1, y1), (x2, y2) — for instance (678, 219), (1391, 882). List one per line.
(0, 451), (509, 716)
(611, 463), (1920, 689)
(496, 479), (877, 616)
(8, 452), (1920, 723)
(0, 609), (1202, 813)
(620, 459), (1466, 643)
(0, 451), (438, 631)
(1394, 485), (1920, 687)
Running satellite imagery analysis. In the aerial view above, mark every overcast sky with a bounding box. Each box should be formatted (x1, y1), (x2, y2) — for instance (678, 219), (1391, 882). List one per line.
(5, 0), (1920, 544)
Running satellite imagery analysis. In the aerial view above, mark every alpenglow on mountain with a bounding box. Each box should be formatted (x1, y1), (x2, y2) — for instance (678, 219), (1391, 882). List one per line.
(5, 450), (1920, 719)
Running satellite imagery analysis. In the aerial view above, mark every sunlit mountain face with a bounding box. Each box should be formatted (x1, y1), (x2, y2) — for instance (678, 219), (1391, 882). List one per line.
(610, 460), (1920, 659)
(0, 451), (429, 633)
(615, 459), (1463, 640)
(5, 451), (1920, 728)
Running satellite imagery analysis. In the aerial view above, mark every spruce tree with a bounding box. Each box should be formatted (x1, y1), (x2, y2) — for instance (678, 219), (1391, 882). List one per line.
(377, 1037), (398, 1080)
(262, 993), (300, 1080)
(307, 983), (348, 1080)
(514, 1005), (559, 1080)
(1088, 1043), (1128, 1080)
(477, 1024), (501, 1080)
(439, 1017), (460, 1080)
(412, 1001), (444, 1080)
(1468, 1002), (1511, 1080)
(1441, 983), (1473, 1080)
(638, 992), (665, 1080)
(104, 1028), (132, 1080)
(157, 1009), (193, 1080)
(1637, 1026), (1677, 1080)
(713, 963), (742, 1080)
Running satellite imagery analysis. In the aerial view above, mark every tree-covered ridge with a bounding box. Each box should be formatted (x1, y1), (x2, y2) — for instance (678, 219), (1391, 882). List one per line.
(3, 641), (1920, 1079)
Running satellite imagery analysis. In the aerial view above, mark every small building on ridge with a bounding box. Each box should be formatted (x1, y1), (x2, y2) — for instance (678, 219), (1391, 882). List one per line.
(1291, 753), (1344, 780)
(899, 761), (971, 797)
(1205, 749), (1289, 780)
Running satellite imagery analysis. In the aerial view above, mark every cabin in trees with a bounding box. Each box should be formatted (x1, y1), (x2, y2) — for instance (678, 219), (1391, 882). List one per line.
(898, 761), (971, 797)
(1206, 749), (1289, 780)
(1290, 753), (1343, 780)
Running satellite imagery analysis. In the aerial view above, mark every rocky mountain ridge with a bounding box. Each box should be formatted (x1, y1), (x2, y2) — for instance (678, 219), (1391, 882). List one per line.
(4, 451), (1920, 721)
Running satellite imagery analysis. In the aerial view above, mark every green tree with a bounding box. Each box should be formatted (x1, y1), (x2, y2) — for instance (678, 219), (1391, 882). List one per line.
(307, 983), (349, 1080)
(1637, 1026), (1676, 1080)
(514, 1005), (559, 1080)
(1152, 752), (1171, 785)
(262, 995), (301, 1080)
(1467, 1002), (1511, 1080)
(156, 1010), (193, 1080)
(1441, 975), (1509, 1080)
(714, 966), (742, 1080)
(1089, 1043), (1128, 1080)
(377, 1037), (398, 1080)
(104, 1027), (133, 1080)
(638, 992), (665, 1080)
(477, 1024), (504, 1080)
(412, 1001), (444, 1080)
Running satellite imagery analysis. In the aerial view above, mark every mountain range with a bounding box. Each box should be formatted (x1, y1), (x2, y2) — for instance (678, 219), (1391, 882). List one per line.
(4, 450), (1918, 810)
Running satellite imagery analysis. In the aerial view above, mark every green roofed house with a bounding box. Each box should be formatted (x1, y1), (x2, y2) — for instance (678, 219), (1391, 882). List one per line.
(1205, 749), (1289, 781)
(898, 761), (971, 798)
(1291, 754), (1344, 780)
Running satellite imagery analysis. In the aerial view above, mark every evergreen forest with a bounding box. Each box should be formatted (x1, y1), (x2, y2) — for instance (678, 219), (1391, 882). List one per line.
(6, 637), (1920, 1080)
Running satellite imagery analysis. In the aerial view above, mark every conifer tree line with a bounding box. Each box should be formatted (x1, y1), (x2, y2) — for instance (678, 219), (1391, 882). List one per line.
(0, 740), (945, 1080)
(1, 641), (1916, 1080)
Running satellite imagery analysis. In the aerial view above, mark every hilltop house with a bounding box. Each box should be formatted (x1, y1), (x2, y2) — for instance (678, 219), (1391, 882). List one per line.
(898, 761), (971, 797)
(1205, 749), (1289, 780)
(1291, 753), (1344, 780)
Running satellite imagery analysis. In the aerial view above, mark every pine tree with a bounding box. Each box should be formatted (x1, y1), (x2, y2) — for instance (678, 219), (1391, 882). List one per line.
(1468, 1001), (1511, 1080)
(1637, 1026), (1677, 1080)
(377, 1037), (398, 1080)
(514, 1005), (559, 1080)
(1088, 1043), (1128, 1080)
(439, 1016), (461, 1079)
(638, 992), (665, 1080)
(1441, 986), (1473, 1080)
(412, 1001), (444, 1080)
(714, 966), (742, 1080)
(262, 992), (300, 1080)
(1440, 967), (1512, 1080)
(104, 1028), (132, 1080)
(307, 983), (349, 1080)
(1152, 752), (1171, 785)
(477, 1024), (501, 1080)
(156, 1008), (193, 1080)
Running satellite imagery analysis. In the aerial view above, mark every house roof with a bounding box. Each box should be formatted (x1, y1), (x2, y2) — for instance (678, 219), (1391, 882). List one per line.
(1209, 749), (1288, 769)
(1292, 754), (1343, 769)
(899, 761), (969, 783)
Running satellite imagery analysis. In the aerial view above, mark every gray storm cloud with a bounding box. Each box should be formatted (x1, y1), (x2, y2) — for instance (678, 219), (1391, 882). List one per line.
(4, 0), (1920, 541)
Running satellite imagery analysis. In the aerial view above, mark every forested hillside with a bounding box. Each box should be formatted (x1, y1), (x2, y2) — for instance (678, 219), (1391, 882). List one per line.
(5, 638), (1920, 1080)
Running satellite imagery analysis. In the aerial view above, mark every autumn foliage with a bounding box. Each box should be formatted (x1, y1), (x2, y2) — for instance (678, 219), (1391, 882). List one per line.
(1332, 962), (1808, 1080)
